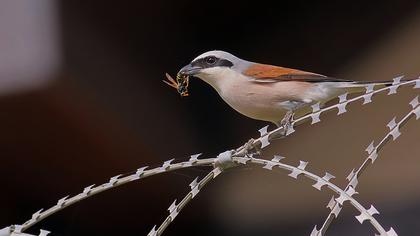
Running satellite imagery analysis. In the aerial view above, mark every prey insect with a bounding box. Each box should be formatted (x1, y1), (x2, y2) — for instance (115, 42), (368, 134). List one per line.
(163, 73), (190, 97)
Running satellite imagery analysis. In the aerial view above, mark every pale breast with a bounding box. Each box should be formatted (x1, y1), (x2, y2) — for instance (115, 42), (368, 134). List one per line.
(197, 67), (328, 123)
(218, 76), (310, 123)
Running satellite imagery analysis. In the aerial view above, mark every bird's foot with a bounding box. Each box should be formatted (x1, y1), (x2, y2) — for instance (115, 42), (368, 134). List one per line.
(242, 138), (261, 156)
(279, 111), (295, 136)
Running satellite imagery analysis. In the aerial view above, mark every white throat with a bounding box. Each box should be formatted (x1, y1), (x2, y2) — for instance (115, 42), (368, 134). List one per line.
(195, 67), (243, 94)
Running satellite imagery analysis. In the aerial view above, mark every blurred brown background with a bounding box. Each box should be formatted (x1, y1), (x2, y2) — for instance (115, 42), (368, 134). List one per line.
(1, 0), (420, 235)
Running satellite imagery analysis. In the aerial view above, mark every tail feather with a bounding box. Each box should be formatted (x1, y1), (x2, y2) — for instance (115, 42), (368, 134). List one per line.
(334, 78), (407, 94)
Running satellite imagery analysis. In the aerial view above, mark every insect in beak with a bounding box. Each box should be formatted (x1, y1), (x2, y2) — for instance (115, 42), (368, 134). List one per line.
(163, 73), (189, 97)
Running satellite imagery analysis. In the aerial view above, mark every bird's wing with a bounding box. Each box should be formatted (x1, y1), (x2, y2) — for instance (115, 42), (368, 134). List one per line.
(243, 63), (351, 83)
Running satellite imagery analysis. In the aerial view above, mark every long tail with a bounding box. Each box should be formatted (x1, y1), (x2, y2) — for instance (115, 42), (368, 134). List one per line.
(334, 77), (406, 94)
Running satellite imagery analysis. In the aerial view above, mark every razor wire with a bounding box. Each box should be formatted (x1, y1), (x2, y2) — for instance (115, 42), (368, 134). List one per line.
(232, 155), (397, 236)
(2, 76), (419, 235)
(314, 95), (420, 235)
(3, 156), (215, 235)
(148, 167), (223, 236)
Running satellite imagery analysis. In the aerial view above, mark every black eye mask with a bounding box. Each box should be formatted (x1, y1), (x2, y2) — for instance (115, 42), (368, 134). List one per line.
(191, 56), (234, 69)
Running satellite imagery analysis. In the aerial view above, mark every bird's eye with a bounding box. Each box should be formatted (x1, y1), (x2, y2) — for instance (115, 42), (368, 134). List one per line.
(205, 56), (217, 65)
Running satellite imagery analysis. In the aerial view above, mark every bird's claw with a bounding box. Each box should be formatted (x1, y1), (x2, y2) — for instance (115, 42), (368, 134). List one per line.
(242, 138), (262, 156)
(280, 111), (295, 135)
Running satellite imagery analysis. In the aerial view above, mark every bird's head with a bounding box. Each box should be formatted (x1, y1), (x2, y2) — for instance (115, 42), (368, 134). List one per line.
(178, 50), (251, 90)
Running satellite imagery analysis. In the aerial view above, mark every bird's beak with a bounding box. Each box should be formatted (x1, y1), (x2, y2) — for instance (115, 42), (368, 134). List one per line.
(178, 64), (201, 76)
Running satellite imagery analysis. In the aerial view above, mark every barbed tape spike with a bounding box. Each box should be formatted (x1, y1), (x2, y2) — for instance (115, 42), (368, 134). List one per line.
(355, 205), (380, 224)
(310, 103), (322, 124)
(365, 84), (375, 93)
(147, 225), (157, 236)
(337, 102), (348, 115)
(368, 149), (379, 163)
(262, 161), (279, 170)
(39, 229), (50, 236)
(106, 174), (122, 188)
(56, 196), (69, 207)
(258, 126), (268, 136)
(310, 225), (320, 236)
(346, 185), (358, 196)
(258, 126), (270, 148)
(324, 194), (341, 217)
(368, 205), (380, 216)
(31, 209), (43, 221)
(272, 155), (285, 163)
(338, 93), (348, 103)
(133, 166), (148, 180)
(260, 135), (270, 149)
(188, 153), (202, 164)
(334, 193), (348, 205)
(387, 76), (403, 95)
(189, 177), (199, 198)
(285, 125), (296, 136)
(312, 172), (335, 190)
(288, 161), (308, 179)
(414, 106), (420, 120)
(310, 112), (321, 124)
(387, 117), (397, 130)
(366, 141), (375, 154)
(326, 196), (336, 210)
(161, 158), (175, 171)
(387, 117), (401, 141)
(346, 169), (356, 181)
(312, 102), (321, 112)
(297, 160), (308, 170)
(393, 76), (404, 85)
(409, 96), (419, 109)
(331, 204), (342, 217)
(346, 169), (359, 188)
(189, 177), (198, 189)
(415, 78), (420, 88)
(82, 184), (95, 197)
(335, 186), (358, 205)
(168, 200), (179, 220)
(363, 93), (373, 105)
(389, 127), (401, 141)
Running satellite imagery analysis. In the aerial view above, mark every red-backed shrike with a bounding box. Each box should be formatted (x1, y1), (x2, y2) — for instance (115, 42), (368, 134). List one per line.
(179, 50), (390, 127)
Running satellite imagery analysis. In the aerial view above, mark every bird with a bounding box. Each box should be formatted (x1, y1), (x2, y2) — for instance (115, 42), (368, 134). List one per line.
(178, 50), (394, 129)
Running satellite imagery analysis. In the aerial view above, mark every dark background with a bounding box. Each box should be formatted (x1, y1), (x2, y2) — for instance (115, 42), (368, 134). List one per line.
(1, 0), (420, 235)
